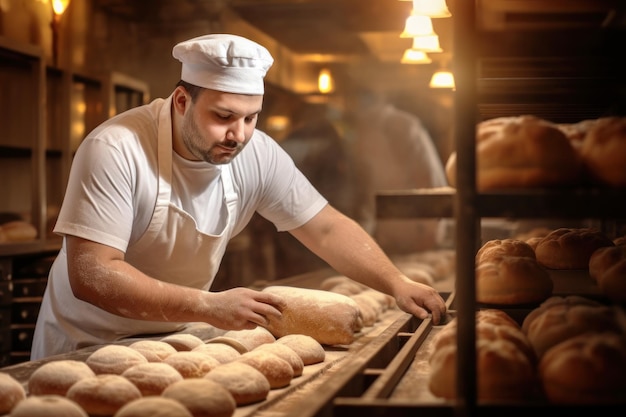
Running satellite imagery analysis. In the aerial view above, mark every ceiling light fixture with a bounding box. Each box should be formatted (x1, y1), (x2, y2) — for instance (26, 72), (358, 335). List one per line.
(410, 34), (442, 53)
(401, 49), (432, 64)
(50, 0), (71, 67)
(318, 68), (334, 94)
(400, 14), (435, 38)
(429, 70), (455, 89)
(399, 0), (451, 18)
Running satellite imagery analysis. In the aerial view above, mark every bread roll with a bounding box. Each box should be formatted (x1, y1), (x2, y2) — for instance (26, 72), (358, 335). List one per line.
(253, 342), (304, 377)
(121, 362), (183, 395)
(557, 119), (597, 147)
(236, 350), (294, 389)
(128, 340), (177, 362)
(203, 362), (270, 406)
(429, 338), (535, 402)
(262, 286), (363, 345)
(160, 333), (204, 351)
(161, 378), (236, 417)
(113, 397), (193, 417)
(476, 239), (536, 265)
(163, 351), (221, 378)
(0, 220), (37, 242)
(191, 342), (241, 364)
(534, 227), (614, 269)
(446, 115), (582, 190)
(524, 302), (622, 357)
(66, 374), (142, 416)
(588, 245), (626, 302)
(28, 359), (96, 396)
(222, 326), (276, 351)
(86, 345), (149, 375)
(0, 372), (26, 414)
(9, 395), (87, 417)
(275, 334), (326, 365)
(579, 116), (626, 186)
(521, 295), (602, 334)
(539, 332), (626, 404)
(476, 256), (553, 305)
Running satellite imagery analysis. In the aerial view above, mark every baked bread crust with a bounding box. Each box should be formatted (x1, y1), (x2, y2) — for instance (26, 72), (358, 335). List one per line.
(579, 116), (626, 186)
(262, 286), (363, 345)
(535, 228), (614, 269)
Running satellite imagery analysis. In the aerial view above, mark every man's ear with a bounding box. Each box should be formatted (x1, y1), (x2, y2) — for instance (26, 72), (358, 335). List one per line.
(172, 86), (190, 115)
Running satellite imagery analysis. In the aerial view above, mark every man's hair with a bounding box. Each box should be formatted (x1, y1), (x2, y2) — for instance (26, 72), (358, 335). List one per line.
(176, 80), (203, 102)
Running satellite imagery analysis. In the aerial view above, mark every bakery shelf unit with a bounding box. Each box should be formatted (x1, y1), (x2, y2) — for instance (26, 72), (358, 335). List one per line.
(376, 0), (626, 414)
(1, 36), (150, 363)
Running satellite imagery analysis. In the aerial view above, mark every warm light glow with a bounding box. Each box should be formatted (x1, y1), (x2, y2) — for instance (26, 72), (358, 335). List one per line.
(401, 49), (432, 64)
(411, 34), (442, 52)
(318, 68), (334, 94)
(400, 14), (435, 38)
(51, 0), (71, 16)
(266, 115), (291, 132)
(429, 70), (455, 89)
(399, 0), (451, 18)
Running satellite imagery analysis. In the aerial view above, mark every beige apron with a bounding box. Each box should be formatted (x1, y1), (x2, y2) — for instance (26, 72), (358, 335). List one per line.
(32, 98), (238, 358)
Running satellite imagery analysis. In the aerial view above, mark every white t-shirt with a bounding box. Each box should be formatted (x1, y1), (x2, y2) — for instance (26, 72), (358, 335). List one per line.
(54, 96), (327, 252)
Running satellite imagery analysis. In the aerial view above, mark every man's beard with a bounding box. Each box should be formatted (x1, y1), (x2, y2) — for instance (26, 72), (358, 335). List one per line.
(181, 112), (242, 165)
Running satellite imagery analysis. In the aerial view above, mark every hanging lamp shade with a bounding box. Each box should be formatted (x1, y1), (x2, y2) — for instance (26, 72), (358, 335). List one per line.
(411, 34), (442, 52)
(429, 70), (455, 89)
(401, 49), (432, 64)
(400, 14), (435, 38)
(399, 0), (451, 18)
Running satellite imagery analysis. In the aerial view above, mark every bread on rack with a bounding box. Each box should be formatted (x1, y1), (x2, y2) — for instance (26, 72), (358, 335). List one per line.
(0, 372), (26, 414)
(534, 227), (614, 269)
(476, 238), (536, 264)
(0, 220), (37, 242)
(522, 300), (623, 358)
(520, 295), (603, 334)
(579, 116), (626, 187)
(429, 337), (536, 402)
(445, 115), (583, 191)
(539, 332), (626, 404)
(475, 255), (553, 305)
(588, 245), (626, 302)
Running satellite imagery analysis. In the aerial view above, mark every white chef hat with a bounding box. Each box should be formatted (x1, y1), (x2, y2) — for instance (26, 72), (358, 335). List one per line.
(172, 34), (274, 95)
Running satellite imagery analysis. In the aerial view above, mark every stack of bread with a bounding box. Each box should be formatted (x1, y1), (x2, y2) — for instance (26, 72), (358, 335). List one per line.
(445, 115), (583, 191)
(445, 114), (626, 190)
(428, 309), (538, 402)
(0, 326), (329, 416)
(521, 295), (626, 404)
(475, 238), (553, 305)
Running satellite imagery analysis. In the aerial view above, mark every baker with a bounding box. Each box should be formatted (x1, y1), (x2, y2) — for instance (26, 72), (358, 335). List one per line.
(31, 34), (446, 359)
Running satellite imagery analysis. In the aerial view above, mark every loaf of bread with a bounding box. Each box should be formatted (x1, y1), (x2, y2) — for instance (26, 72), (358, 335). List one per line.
(160, 333), (204, 351)
(446, 115), (582, 191)
(534, 227), (614, 269)
(128, 340), (178, 362)
(85, 345), (149, 375)
(66, 374), (142, 416)
(114, 397), (193, 417)
(28, 359), (96, 396)
(476, 256), (553, 305)
(275, 334), (326, 365)
(191, 342), (241, 364)
(121, 362), (183, 395)
(539, 332), (626, 404)
(579, 116), (626, 186)
(0, 372), (26, 414)
(429, 338), (536, 402)
(253, 342), (304, 377)
(236, 350), (294, 389)
(163, 351), (221, 378)
(222, 326), (276, 351)
(588, 245), (626, 302)
(520, 295), (602, 334)
(523, 301), (623, 358)
(262, 286), (363, 345)
(203, 361), (270, 406)
(9, 395), (88, 417)
(161, 378), (236, 417)
(0, 220), (37, 242)
(476, 238), (536, 264)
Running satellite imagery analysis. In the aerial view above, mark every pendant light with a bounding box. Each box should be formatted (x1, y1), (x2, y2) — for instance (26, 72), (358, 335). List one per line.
(401, 49), (432, 64)
(398, 0), (451, 18)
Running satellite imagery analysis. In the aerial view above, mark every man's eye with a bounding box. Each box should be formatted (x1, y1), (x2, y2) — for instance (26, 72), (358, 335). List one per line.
(217, 113), (230, 120)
